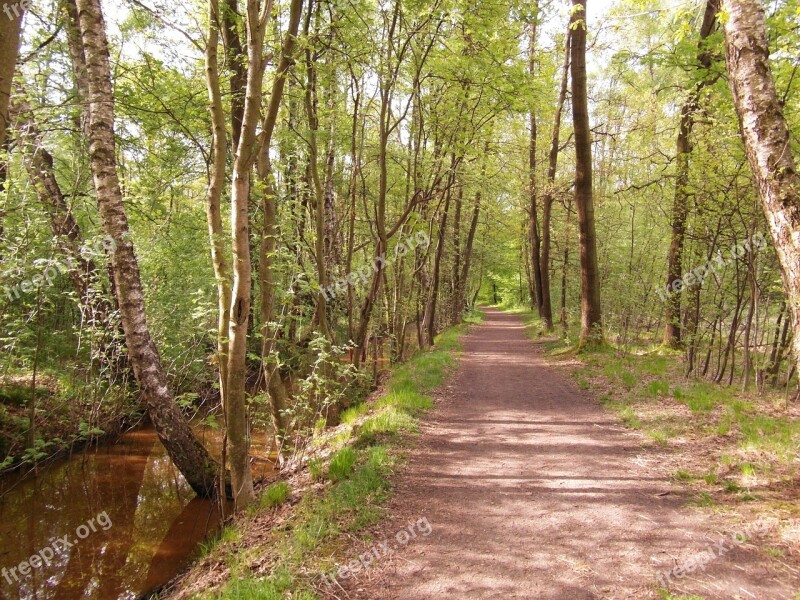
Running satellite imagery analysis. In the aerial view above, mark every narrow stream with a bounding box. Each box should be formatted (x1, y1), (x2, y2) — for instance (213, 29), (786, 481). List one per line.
(0, 425), (275, 599)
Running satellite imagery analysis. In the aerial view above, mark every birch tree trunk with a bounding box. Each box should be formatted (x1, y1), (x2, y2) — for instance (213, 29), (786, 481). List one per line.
(722, 0), (800, 386)
(73, 0), (219, 497)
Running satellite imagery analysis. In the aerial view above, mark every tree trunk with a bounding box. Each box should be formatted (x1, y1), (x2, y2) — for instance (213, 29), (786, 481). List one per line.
(528, 15), (543, 316)
(722, 0), (800, 386)
(73, 0), (219, 497)
(454, 145), (488, 322)
(345, 78), (361, 344)
(450, 182), (462, 323)
(0, 0), (23, 150)
(570, 0), (603, 346)
(540, 28), (571, 332)
(423, 165), (454, 346)
(221, 0), (246, 151)
(224, 0), (273, 510)
(13, 99), (111, 328)
(663, 0), (720, 349)
(0, 0), (23, 234)
(560, 196), (572, 333)
(256, 0), (303, 446)
(204, 0), (232, 489)
(304, 2), (330, 339)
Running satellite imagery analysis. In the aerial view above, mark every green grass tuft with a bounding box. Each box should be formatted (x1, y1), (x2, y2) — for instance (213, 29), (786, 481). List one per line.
(260, 481), (291, 509)
(328, 447), (358, 482)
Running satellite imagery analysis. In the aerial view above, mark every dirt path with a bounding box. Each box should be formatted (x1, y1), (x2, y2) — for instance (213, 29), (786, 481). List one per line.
(343, 308), (797, 599)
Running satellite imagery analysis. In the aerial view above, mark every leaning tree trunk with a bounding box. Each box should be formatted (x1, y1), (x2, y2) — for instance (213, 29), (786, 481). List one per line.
(570, 0), (603, 347)
(13, 100), (111, 327)
(73, 0), (219, 497)
(722, 0), (800, 386)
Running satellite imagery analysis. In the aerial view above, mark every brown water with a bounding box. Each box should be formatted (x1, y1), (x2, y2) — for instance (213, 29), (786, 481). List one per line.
(0, 426), (276, 600)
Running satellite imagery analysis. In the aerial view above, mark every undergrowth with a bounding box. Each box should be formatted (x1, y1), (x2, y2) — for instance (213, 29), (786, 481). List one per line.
(188, 312), (481, 599)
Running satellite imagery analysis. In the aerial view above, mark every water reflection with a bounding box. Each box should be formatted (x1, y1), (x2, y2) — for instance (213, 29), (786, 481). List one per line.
(0, 426), (274, 599)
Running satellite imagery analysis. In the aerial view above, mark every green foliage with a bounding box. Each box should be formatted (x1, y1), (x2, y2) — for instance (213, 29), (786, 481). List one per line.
(204, 317), (468, 598)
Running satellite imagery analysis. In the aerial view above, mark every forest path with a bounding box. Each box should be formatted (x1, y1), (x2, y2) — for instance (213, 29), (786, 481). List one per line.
(342, 307), (796, 599)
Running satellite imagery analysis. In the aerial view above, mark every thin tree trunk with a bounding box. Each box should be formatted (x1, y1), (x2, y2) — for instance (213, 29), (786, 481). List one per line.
(528, 14), (543, 316)
(663, 0), (720, 348)
(540, 28), (571, 332)
(256, 0), (303, 446)
(450, 182), (462, 323)
(345, 77), (361, 344)
(767, 300), (786, 377)
(204, 0), (232, 492)
(742, 250), (757, 390)
(73, 0), (219, 497)
(423, 165), (454, 345)
(771, 311), (792, 386)
(224, 0), (274, 510)
(560, 196), (572, 333)
(454, 144), (488, 321)
(304, 1), (330, 338)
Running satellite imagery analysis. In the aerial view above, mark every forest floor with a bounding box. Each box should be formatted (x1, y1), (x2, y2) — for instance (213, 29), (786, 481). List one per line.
(340, 307), (800, 600)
